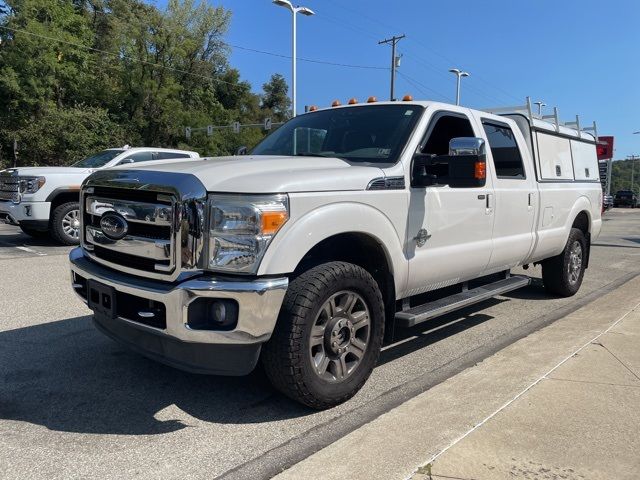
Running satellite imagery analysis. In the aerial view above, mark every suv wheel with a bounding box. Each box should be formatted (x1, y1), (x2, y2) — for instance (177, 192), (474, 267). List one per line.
(51, 202), (81, 245)
(542, 228), (586, 297)
(262, 261), (385, 409)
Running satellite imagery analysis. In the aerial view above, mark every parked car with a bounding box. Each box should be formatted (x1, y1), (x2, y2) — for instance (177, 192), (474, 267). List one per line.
(603, 194), (614, 211)
(613, 190), (637, 208)
(0, 147), (199, 244)
(69, 99), (602, 408)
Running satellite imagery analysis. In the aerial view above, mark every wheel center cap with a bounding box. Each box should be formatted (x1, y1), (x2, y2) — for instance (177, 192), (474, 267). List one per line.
(326, 317), (354, 355)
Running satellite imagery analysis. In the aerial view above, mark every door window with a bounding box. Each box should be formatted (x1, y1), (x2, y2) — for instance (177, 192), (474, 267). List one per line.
(418, 113), (476, 183)
(155, 152), (191, 160)
(122, 151), (153, 163)
(482, 121), (525, 179)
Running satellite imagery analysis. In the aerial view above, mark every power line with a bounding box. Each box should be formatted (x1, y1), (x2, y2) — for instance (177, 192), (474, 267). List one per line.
(224, 42), (387, 70)
(396, 71), (449, 102)
(319, 0), (522, 105)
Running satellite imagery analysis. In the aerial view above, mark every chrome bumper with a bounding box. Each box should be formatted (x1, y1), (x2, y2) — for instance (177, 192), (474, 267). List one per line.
(69, 248), (288, 374)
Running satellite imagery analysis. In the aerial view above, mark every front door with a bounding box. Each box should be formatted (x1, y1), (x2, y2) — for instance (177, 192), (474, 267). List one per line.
(405, 110), (495, 297)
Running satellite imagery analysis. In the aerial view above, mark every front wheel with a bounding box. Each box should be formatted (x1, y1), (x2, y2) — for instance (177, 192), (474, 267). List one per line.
(542, 228), (587, 297)
(51, 202), (81, 245)
(262, 261), (385, 409)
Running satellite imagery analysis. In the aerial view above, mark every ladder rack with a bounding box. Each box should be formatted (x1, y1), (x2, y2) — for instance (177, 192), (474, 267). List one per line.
(483, 96), (598, 140)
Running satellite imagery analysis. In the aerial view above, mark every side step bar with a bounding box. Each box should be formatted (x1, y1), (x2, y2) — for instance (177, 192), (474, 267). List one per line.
(395, 275), (531, 328)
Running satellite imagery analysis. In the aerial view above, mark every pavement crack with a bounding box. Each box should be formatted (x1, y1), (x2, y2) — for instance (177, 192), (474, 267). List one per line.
(593, 342), (640, 382)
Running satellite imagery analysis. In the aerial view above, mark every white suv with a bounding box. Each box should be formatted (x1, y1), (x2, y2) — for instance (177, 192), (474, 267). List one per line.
(0, 147), (199, 244)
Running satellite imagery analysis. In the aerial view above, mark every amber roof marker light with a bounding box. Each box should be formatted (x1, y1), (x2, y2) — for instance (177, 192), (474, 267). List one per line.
(402, 94), (413, 101)
(367, 96), (377, 103)
(331, 100), (342, 107)
(348, 98), (358, 105)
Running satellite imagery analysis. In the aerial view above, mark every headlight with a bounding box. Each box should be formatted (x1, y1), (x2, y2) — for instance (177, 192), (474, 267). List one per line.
(206, 194), (289, 273)
(19, 176), (46, 194)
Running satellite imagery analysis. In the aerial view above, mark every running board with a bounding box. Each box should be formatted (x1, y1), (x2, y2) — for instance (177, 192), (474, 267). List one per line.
(395, 275), (531, 328)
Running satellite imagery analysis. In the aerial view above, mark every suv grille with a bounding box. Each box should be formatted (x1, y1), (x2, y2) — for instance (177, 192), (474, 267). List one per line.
(0, 176), (20, 202)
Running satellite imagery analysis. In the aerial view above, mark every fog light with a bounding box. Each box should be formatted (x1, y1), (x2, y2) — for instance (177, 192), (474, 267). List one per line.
(24, 205), (31, 217)
(187, 298), (239, 331)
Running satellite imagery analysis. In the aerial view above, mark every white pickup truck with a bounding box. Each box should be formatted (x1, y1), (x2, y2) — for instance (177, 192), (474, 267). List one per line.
(69, 98), (602, 408)
(0, 147), (199, 244)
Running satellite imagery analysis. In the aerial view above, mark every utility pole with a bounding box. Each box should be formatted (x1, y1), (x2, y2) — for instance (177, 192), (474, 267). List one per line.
(378, 34), (405, 101)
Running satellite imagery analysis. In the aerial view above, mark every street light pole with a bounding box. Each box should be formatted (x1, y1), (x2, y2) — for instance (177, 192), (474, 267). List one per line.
(273, 0), (315, 117)
(448, 68), (470, 105)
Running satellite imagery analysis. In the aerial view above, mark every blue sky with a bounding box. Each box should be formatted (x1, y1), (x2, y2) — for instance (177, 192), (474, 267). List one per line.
(155, 0), (639, 159)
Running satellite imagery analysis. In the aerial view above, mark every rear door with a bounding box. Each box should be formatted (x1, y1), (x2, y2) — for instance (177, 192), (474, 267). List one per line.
(477, 116), (537, 271)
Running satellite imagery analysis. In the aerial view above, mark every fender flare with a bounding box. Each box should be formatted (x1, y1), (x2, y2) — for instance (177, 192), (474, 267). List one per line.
(257, 202), (408, 295)
(565, 195), (593, 233)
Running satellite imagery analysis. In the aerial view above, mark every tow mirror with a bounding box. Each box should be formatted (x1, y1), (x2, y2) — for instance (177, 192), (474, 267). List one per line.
(447, 137), (487, 188)
(118, 158), (135, 165)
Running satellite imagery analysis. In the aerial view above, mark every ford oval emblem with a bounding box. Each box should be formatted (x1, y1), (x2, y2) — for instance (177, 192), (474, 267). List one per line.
(100, 213), (128, 240)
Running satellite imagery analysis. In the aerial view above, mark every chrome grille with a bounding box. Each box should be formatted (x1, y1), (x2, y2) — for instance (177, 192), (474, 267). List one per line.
(0, 174), (20, 202)
(80, 170), (208, 281)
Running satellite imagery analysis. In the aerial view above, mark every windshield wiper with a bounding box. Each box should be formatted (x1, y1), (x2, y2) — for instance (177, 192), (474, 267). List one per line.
(294, 152), (329, 157)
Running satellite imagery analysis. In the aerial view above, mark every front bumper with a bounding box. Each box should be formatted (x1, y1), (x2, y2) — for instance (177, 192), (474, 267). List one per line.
(0, 200), (51, 226)
(69, 248), (288, 375)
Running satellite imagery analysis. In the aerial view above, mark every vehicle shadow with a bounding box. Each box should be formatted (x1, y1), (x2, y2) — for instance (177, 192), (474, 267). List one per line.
(0, 227), (60, 248)
(0, 297), (514, 436)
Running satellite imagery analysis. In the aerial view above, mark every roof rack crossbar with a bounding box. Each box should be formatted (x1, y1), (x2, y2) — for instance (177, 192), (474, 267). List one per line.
(541, 107), (560, 132)
(483, 96), (596, 138)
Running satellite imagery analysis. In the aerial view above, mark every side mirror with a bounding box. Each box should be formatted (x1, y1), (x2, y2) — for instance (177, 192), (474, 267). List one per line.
(235, 146), (248, 156)
(447, 137), (487, 188)
(118, 158), (135, 165)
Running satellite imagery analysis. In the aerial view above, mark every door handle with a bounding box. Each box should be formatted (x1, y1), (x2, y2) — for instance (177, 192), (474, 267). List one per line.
(528, 192), (534, 211)
(485, 193), (494, 214)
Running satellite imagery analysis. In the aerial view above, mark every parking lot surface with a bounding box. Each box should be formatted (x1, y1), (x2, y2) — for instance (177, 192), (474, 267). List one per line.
(1, 209), (639, 480)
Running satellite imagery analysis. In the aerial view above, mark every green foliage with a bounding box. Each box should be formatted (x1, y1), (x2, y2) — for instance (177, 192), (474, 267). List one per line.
(0, 0), (287, 168)
(610, 158), (639, 196)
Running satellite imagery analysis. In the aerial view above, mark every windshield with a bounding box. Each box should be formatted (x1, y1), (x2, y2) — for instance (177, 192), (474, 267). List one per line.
(72, 150), (124, 168)
(251, 104), (424, 165)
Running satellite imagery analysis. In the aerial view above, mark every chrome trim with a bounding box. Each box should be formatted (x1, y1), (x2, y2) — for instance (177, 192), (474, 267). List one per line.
(86, 226), (171, 262)
(366, 176), (406, 190)
(70, 247), (288, 345)
(86, 197), (173, 226)
(81, 170), (208, 282)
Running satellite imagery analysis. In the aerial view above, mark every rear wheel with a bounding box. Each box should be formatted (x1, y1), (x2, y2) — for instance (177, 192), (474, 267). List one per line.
(262, 261), (385, 409)
(542, 228), (586, 297)
(51, 202), (81, 245)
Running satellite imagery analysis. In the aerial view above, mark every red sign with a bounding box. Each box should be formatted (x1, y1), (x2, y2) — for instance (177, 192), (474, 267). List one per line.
(597, 136), (614, 160)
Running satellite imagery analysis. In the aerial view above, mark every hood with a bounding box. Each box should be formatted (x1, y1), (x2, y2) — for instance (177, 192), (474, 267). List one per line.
(2, 166), (92, 176)
(120, 155), (384, 193)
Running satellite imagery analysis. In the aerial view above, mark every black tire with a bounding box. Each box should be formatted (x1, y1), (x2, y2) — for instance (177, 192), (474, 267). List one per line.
(51, 202), (81, 245)
(19, 226), (49, 239)
(542, 228), (587, 297)
(262, 261), (385, 409)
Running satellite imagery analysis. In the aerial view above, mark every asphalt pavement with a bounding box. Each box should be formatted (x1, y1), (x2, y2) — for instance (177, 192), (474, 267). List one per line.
(1, 209), (639, 479)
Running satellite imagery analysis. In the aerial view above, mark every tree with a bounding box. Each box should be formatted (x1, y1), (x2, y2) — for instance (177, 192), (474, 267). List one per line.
(261, 73), (290, 122)
(0, 0), (282, 168)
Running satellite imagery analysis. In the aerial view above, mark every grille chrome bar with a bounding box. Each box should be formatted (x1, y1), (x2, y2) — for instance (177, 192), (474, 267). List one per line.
(86, 197), (173, 226)
(86, 226), (171, 262)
